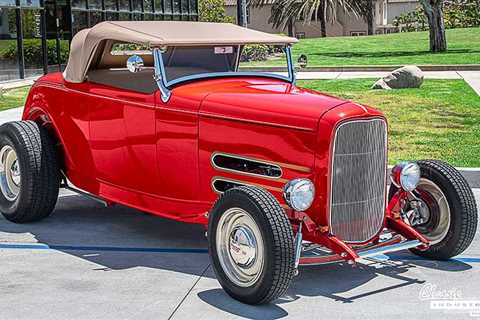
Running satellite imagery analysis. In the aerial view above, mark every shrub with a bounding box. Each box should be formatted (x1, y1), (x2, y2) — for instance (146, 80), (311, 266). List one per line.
(240, 44), (270, 62)
(198, 0), (235, 23)
(393, 0), (480, 32)
(2, 39), (69, 66)
(444, 0), (480, 28)
(393, 7), (428, 32)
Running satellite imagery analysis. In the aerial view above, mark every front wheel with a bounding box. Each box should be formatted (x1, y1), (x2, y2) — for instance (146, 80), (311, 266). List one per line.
(208, 186), (295, 305)
(389, 160), (477, 260)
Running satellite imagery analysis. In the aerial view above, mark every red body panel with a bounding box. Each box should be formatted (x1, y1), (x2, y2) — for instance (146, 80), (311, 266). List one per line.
(23, 72), (427, 258)
(23, 74), (350, 223)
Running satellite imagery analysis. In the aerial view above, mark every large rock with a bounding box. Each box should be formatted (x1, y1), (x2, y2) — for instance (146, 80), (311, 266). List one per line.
(372, 66), (424, 90)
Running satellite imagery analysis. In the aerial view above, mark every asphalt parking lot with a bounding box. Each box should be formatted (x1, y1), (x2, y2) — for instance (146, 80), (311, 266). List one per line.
(1, 188), (479, 320)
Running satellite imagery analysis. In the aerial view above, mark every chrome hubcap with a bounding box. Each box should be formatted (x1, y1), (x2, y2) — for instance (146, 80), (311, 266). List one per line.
(413, 178), (451, 245)
(216, 208), (264, 287)
(0, 145), (21, 201)
(229, 226), (257, 268)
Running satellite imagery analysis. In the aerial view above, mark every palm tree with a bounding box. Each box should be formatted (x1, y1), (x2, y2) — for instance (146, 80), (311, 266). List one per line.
(349, 0), (375, 35)
(250, 0), (360, 37)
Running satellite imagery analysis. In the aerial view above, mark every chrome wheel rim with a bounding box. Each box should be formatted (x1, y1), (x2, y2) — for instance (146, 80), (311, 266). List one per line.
(0, 145), (21, 201)
(216, 207), (264, 287)
(414, 178), (451, 245)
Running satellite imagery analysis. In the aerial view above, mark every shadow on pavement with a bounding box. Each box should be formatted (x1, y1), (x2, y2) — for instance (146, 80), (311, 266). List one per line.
(198, 288), (289, 320)
(0, 193), (474, 316)
(0, 194), (210, 276)
(197, 257), (472, 319)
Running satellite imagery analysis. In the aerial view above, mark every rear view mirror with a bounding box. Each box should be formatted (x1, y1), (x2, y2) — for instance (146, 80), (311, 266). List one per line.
(297, 54), (308, 69)
(126, 55), (144, 73)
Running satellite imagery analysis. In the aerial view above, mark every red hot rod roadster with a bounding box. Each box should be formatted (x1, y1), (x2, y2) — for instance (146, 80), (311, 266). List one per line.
(0, 21), (477, 305)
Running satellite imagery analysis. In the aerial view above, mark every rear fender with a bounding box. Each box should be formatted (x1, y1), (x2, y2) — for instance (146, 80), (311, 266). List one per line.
(22, 83), (98, 193)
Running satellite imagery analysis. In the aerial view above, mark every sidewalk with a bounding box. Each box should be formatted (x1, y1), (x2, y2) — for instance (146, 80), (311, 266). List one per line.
(458, 71), (480, 95)
(292, 70), (480, 96)
(294, 70), (464, 80)
(2, 71), (479, 95)
(0, 77), (37, 90)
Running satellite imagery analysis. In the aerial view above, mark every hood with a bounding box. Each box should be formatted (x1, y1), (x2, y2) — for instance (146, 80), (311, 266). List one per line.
(196, 77), (348, 132)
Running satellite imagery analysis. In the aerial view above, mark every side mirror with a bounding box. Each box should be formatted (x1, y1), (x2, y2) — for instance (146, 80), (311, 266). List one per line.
(126, 55), (144, 73)
(297, 54), (308, 69)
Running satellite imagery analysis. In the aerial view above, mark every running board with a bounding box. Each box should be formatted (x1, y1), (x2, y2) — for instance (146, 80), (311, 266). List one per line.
(357, 239), (422, 260)
(61, 180), (109, 207)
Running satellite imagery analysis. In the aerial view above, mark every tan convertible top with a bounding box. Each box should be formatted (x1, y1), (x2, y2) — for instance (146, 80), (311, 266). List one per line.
(63, 21), (298, 83)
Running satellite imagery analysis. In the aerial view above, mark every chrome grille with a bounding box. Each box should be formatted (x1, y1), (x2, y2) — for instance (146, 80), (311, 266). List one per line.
(330, 119), (387, 243)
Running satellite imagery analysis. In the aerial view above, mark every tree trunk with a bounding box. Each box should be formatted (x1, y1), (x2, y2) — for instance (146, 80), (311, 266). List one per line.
(237, 0), (248, 27)
(287, 18), (294, 37)
(319, 0), (327, 37)
(366, 0), (374, 35)
(420, 0), (447, 52)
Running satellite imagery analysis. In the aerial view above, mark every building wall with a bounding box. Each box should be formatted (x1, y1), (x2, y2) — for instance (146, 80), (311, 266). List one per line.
(226, 3), (370, 38)
(387, 0), (419, 24)
(226, 0), (420, 38)
(336, 9), (369, 36)
(226, 4), (279, 34)
(294, 20), (344, 38)
(0, 0), (198, 82)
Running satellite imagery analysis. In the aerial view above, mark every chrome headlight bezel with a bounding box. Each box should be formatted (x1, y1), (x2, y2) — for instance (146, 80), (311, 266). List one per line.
(283, 178), (315, 211)
(391, 162), (421, 192)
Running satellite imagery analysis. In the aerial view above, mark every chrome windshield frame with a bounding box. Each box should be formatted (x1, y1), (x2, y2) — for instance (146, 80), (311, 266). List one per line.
(153, 45), (295, 102)
(153, 47), (171, 103)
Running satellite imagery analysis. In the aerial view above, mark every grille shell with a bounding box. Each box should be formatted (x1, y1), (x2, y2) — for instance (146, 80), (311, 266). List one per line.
(329, 118), (387, 243)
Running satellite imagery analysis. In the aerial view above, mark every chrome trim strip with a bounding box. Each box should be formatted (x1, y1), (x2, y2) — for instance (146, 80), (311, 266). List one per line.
(211, 152), (284, 181)
(166, 72), (291, 87)
(153, 48), (171, 103)
(234, 45), (241, 71)
(328, 118), (388, 243)
(358, 240), (422, 259)
(211, 151), (311, 174)
(164, 45), (295, 87)
(285, 46), (295, 84)
(211, 176), (283, 194)
(199, 111), (316, 132)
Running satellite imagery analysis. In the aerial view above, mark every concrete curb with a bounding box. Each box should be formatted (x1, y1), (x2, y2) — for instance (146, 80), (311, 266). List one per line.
(241, 65), (480, 72)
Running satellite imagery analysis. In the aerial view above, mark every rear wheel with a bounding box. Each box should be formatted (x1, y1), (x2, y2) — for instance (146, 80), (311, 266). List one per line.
(208, 186), (295, 305)
(0, 121), (60, 223)
(389, 160), (477, 260)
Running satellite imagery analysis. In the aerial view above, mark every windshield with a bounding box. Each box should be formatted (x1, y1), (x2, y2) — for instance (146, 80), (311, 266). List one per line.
(159, 44), (294, 86)
(162, 46), (239, 82)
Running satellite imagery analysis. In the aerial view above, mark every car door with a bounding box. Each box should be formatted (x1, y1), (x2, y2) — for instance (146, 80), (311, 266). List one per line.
(87, 79), (158, 195)
(154, 87), (201, 203)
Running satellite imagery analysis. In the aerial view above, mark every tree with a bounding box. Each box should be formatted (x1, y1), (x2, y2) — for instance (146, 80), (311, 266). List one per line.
(251, 0), (359, 37)
(420, 0), (447, 52)
(198, 0), (235, 23)
(350, 0), (374, 35)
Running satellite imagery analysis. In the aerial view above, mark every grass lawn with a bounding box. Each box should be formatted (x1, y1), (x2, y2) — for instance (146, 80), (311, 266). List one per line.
(1, 80), (479, 167)
(0, 87), (30, 111)
(248, 27), (480, 67)
(298, 79), (480, 167)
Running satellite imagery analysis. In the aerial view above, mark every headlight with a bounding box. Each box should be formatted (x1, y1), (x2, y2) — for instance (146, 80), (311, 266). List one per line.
(391, 162), (421, 192)
(283, 178), (315, 211)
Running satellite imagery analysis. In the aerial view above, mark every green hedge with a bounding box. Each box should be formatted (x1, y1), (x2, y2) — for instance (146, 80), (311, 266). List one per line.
(2, 39), (69, 66)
